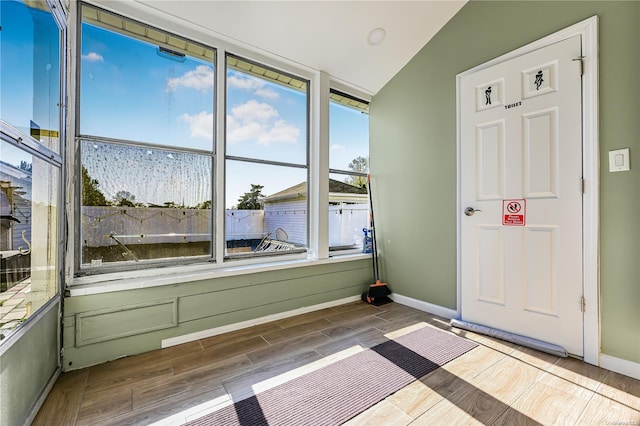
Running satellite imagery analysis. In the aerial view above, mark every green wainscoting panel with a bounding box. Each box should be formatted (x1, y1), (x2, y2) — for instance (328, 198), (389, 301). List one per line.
(63, 259), (371, 369)
(179, 268), (367, 322)
(75, 298), (178, 346)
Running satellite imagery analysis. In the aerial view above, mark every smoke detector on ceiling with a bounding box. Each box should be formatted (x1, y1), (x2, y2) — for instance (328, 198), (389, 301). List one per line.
(367, 28), (386, 46)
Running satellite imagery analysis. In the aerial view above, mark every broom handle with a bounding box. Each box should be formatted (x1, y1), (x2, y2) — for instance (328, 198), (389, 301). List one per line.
(367, 175), (379, 282)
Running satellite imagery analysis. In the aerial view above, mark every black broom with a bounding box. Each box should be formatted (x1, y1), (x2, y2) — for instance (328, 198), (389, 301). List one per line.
(362, 174), (391, 305)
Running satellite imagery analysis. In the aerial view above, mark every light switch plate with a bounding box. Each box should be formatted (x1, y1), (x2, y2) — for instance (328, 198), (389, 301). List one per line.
(609, 148), (630, 172)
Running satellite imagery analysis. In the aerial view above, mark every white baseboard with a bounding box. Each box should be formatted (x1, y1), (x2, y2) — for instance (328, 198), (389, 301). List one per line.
(162, 295), (361, 348)
(599, 353), (640, 380)
(390, 293), (458, 319)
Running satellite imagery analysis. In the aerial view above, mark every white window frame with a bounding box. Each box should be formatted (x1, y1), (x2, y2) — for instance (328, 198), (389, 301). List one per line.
(223, 53), (310, 261)
(74, 3), (217, 275)
(0, 0), (66, 348)
(327, 87), (371, 255)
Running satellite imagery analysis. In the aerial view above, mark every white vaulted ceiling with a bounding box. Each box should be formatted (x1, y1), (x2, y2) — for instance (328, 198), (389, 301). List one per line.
(94, 1), (466, 95)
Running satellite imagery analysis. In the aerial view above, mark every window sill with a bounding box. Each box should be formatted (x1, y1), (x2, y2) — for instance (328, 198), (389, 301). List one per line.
(67, 253), (371, 296)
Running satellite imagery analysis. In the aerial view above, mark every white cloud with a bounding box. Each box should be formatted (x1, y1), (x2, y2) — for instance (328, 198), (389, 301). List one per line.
(228, 75), (264, 91)
(227, 119), (262, 143)
(228, 75), (279, 100)
(231, 100), (278, 124)
(330, 144), (346, 152)
(167, 65), (214, 92)
(82, 52), (104, 62)
(227, 101), (299, 146)
(179, 111), (213, 140)
(258, 120), (299, 145)
(254, 87), (279, 100)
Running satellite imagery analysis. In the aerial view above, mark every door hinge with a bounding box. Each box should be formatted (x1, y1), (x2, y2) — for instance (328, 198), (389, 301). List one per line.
(581, 178), (585, 194)
(580, 296), (586, 313)
(573, 56), (585, 76)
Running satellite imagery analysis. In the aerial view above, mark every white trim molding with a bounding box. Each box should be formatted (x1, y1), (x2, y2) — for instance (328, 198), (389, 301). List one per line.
(456, 16), (599, 365)
(599, 354), (640, 381)
(390, 293), (457, 320)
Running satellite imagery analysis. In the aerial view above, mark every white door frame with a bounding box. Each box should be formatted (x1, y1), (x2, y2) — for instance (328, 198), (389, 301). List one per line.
(456, 16), (599, 365)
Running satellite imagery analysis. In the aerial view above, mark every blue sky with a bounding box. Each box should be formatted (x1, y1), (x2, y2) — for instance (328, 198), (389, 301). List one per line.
(1, 0), (61, 166)
(3, 0), (368, 208)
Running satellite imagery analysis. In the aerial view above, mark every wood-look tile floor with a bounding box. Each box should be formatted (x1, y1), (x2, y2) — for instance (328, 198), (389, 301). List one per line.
(34, 301), (640, 425)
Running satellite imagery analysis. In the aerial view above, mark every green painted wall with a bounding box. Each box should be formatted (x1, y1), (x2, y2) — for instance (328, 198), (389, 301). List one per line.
(371, 0), (639, 363)
(0, 302), (59, 425)
(63, 259), (371, 369)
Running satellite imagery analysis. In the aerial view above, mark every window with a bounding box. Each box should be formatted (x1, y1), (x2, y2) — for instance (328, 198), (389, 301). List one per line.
(328, 90), (370, 252)
(1, 0), (62, 334)
(1, 1), (62, 155)
(225, 55), (309, 258)
(74, 6), (366, 277)
(78, 5), (215, 271)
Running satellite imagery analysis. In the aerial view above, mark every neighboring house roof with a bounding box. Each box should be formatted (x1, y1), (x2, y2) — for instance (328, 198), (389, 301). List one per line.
(263, 179), (367, 203)
(329, 179), (368, 195)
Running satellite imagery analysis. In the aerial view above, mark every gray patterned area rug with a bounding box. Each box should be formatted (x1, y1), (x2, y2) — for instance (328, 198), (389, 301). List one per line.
(186, 324), (478, 426)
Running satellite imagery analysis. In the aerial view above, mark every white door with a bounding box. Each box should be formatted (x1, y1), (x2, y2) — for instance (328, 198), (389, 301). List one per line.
(460, 35), (584, 356)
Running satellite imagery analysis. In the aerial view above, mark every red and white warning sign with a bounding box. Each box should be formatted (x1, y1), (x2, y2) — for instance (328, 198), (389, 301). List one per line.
(502, 199), (526, 226)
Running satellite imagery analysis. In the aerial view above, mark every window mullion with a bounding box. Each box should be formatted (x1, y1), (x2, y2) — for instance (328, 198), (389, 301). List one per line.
(215, 48), (227, 264)
(309, 71), (330, 260)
